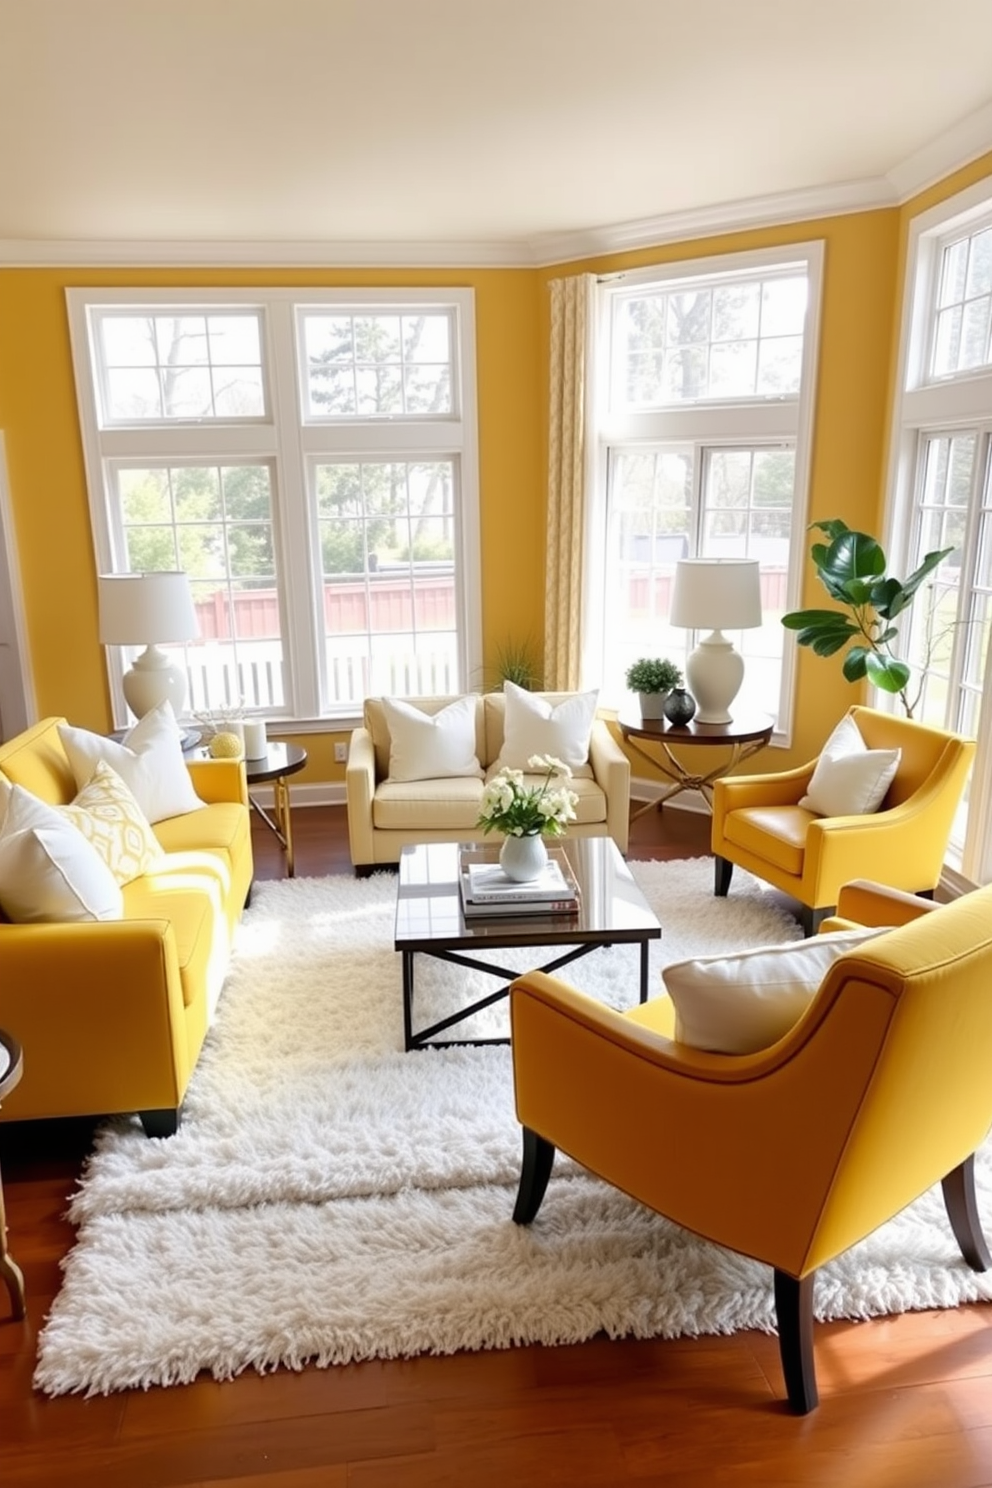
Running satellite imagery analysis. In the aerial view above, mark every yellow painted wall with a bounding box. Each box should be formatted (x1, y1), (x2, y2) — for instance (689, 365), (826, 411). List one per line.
(0, 190), (958, 788)
(541, 208), (902, 774)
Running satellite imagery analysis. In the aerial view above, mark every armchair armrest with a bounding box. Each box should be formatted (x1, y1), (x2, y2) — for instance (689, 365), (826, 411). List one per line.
(830, 879), (940, 928)
(186, 757), (249, 808)
(0, 919), (191, 1116)
(713, 760), (816, 815)
(589, 719), (631, 854)
(345, 726), (377, 867)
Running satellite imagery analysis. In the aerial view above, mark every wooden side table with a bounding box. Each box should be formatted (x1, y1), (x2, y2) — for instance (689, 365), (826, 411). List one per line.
(618, 708), (774, 818)
(244, 742), (308, 877)
(0, 1029), (25, 1321)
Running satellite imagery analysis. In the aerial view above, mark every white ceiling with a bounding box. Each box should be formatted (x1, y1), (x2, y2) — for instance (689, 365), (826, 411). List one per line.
(3, 0), (992, 264)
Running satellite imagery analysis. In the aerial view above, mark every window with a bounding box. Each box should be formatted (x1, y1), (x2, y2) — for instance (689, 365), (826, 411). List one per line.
(587, 245), (823, 734)
(68, 289), (480, 726)
(888, 183), (992, 885)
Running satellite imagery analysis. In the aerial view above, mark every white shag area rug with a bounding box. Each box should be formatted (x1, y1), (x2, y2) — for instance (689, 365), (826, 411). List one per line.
(34, 857), (992, 1396)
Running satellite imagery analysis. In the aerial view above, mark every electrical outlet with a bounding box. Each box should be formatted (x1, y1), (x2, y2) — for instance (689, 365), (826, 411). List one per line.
(334, 742), (347, 763)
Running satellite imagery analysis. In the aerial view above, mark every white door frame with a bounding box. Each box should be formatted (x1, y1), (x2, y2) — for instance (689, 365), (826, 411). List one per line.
(0, 434), (36, 738)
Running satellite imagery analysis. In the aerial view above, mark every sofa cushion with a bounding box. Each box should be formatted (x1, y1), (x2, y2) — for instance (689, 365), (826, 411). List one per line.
(0, 782), (123, 923)
(495, 683), (599, 774)
(799, 713), (901, 816)
(373, 776), (486, 831)
(58, 759), (165, 886)
(382, 695), (484, 782)
(722, 804), (814, 877)
(661, 926), (888, 1054)
(482, 765), (607, 826)
(59, 700), (205, 824)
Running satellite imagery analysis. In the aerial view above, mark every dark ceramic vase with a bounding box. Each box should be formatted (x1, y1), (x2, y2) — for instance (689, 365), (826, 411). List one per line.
(663, 687), (696, 725)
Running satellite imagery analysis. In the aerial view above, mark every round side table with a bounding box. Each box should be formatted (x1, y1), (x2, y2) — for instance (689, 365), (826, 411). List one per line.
(0, 1029), (25, 1321)
(618, 707), (774, 817)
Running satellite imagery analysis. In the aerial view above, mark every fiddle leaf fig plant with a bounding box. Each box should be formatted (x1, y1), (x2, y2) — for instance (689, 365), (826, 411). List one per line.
(781, 519), (953, 718)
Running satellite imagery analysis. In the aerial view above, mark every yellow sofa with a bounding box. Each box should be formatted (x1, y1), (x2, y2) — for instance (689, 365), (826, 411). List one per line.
(346, 691), (631, 871)
(0, 718), (253, 1136)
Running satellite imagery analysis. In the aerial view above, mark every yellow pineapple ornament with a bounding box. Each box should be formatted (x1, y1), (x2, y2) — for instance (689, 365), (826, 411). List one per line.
(208, 730), (244, 760)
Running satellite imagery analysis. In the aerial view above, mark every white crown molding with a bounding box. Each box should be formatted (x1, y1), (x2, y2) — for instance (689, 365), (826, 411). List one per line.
(528, 177), (896, 266)
(1, 107), (990, 272)
(886, 97), (992, 202)
(0, 237), (536, 269)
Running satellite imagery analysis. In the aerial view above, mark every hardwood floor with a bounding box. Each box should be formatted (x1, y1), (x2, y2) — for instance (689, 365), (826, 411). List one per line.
(3, 803), (992, 1487)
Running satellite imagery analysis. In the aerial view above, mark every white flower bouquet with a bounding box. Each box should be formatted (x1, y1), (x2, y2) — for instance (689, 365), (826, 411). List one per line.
(477, 753), (578, 838)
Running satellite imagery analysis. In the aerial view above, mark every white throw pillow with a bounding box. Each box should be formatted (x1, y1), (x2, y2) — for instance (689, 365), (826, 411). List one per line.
(0, 784), (123, 923)
(59, 700), (204, 824)
(799, 714), (901, 817)
(58, 759), (165, 886)
(382, 695), (483, 783)
(499, 682), (599, 771)
(663, 926), (888, 1055)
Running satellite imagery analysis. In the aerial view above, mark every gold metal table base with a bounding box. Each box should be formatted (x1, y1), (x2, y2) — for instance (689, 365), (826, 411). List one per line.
(249, 777), (297, 876)
(625, 734), (770, 817)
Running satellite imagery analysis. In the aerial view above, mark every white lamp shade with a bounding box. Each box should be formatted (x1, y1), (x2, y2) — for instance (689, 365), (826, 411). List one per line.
(669, 559), (763, 633)
(98, 572), (199, 645)
(98, 572), (199, 720)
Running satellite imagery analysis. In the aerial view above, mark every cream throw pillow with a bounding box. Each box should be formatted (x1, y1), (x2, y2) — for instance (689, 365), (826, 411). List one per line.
(662, 926), (888, 1055)
(58, 759), (164, 886)
(0, 782), (123, 923)
(498, 682), (599, 772)
(383, 696), (483, 783)
(59, 700), (204, 824)
(799, 713), (901, 817)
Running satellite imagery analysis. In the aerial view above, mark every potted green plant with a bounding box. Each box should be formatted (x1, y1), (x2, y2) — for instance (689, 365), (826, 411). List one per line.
(625, 657), (683, 718)
(781, 519), (953, 718)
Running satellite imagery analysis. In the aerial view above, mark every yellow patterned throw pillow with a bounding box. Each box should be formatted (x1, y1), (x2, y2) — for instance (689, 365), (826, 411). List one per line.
(58, 759), (165, 885)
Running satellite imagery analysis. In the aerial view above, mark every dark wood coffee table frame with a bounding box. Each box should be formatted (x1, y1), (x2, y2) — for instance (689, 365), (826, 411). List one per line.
(395, 839), (661, 1051)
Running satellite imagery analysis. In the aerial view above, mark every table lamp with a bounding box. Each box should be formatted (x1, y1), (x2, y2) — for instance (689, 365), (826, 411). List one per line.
(98, 572), (199, 720)
(669, 558), (762, 724)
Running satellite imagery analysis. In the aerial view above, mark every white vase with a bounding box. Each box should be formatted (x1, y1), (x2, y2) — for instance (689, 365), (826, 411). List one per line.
(638, 691), (669, 719)
(499, 833), (548, 882)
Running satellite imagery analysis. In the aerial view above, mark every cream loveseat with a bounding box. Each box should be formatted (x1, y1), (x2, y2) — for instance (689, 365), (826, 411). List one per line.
(346, 687), (631, 873)
(0, 708), (253, 1137)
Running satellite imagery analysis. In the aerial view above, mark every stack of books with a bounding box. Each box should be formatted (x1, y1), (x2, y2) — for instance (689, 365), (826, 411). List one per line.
(459, 850), (580, 917)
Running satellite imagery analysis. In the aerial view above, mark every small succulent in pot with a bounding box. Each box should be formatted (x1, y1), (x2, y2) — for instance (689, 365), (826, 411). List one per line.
(626, 657), (684, 718)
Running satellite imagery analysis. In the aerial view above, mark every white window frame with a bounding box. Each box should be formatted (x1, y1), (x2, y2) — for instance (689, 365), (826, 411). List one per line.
(585, 241), (824, 742)
(67, 287), (482, 729)
(885, 177), (992, 888)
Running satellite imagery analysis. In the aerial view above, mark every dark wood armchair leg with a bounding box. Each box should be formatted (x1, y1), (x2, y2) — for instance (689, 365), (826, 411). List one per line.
(714, 855), (733, 897)
(942, 1155), (991, 1271)
(139, 1108), (179, 1139)
(799, 905), (834, 938)
(774, 1269), (818, 1414)
(513, 1127), (556, 1225)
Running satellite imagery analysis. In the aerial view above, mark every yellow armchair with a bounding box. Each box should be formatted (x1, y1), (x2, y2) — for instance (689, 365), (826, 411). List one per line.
(509, 882), (992, 1412)
(711, 706), (975, 934)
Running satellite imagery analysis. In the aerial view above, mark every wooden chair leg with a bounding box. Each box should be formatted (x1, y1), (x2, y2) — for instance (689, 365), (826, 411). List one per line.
(774, 1269), (818, 1414)
(942, 1155), (991, 1271)
(714, 855), (733, 897)
(139, 1108), (179, 1139)
(799, 905), (834, 938)
(513, 1127), (556, 1225)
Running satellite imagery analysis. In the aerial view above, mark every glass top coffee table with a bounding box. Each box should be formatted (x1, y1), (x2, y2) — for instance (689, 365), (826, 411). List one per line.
(395, 837), (661, 1050)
